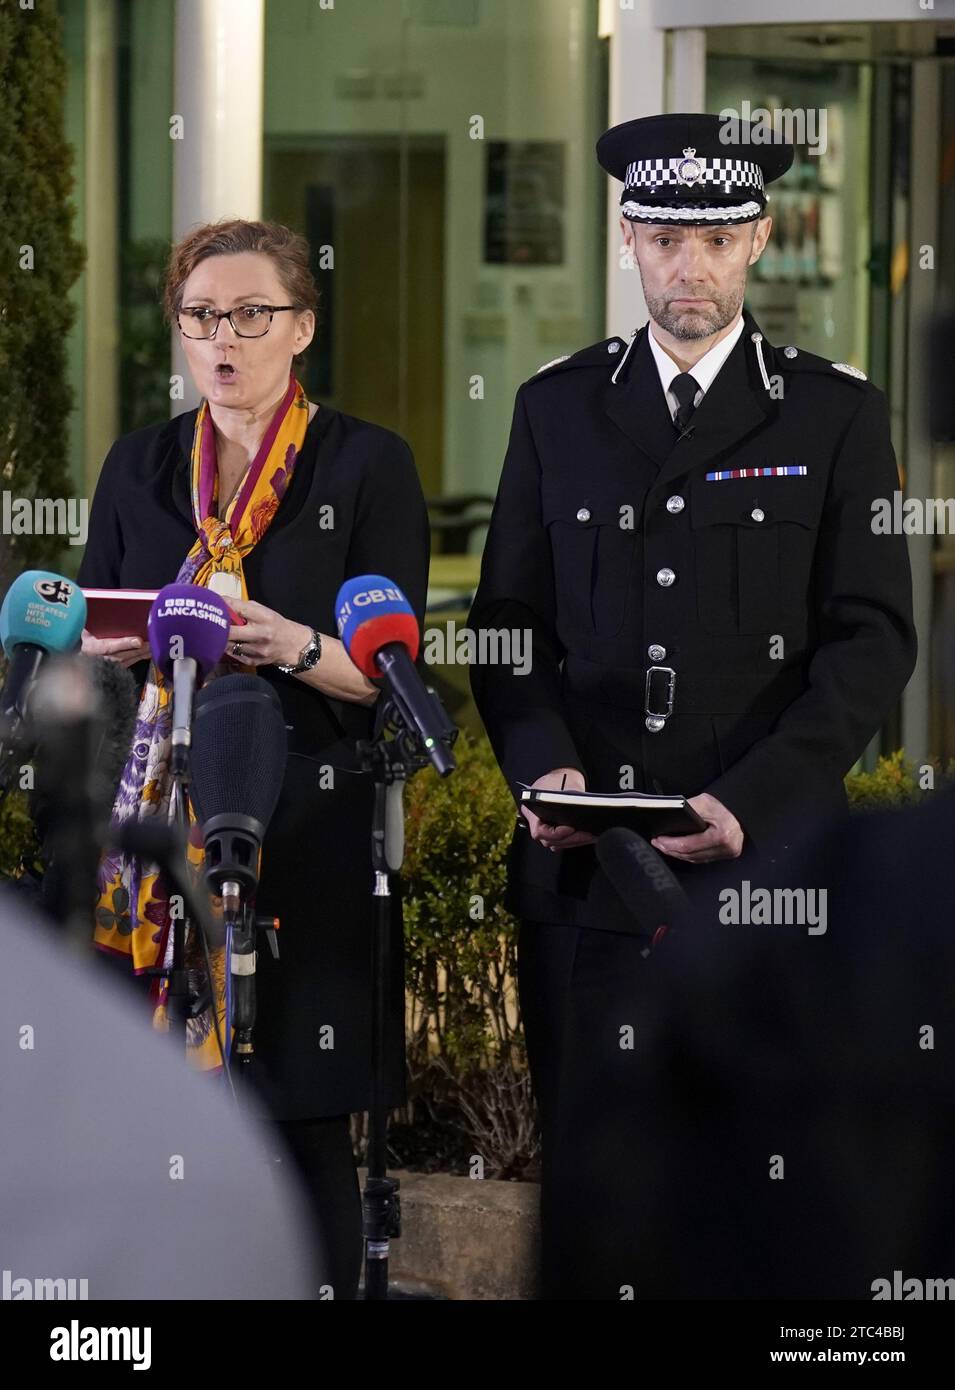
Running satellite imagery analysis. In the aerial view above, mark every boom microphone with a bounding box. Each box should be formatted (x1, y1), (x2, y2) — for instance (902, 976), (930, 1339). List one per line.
(335, 574), (456, 776)
(596, 827), (692, 952)
(27, 655), (140, 921)
(147, 584), (231, 777)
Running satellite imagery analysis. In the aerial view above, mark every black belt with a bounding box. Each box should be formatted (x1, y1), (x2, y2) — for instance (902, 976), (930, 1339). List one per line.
(564, 655), (807, 717)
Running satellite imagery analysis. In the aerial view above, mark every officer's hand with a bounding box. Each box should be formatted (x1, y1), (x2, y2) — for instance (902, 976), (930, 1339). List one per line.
(521, 767), (597, 851)
(651, 792), (744, 864)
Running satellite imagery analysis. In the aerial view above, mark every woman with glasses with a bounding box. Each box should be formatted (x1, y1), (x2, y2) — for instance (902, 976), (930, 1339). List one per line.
(77, 219), (430, 1298)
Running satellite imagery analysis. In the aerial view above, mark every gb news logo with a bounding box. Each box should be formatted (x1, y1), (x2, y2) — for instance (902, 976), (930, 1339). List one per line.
(335, 580), (408, 630)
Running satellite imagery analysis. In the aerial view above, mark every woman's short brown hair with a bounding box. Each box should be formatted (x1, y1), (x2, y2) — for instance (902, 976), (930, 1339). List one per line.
(162, 219), (320, 360)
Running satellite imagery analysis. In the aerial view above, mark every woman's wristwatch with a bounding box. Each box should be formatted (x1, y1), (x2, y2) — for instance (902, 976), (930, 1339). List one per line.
(276, 627), (322, 675)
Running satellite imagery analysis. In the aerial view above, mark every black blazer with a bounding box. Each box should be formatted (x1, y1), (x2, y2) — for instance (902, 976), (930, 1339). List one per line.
(78, 403), (431, 1120)
(468, 310), (917, 932)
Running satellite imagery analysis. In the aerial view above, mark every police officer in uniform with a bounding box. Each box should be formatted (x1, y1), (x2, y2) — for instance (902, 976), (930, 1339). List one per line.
(467, 113), (917, 1297)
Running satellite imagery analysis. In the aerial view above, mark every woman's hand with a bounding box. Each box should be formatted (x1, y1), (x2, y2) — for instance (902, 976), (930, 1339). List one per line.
(225, 597), (381, 705)
(81, 628), (151, 669)
(225, 597), (310, 667)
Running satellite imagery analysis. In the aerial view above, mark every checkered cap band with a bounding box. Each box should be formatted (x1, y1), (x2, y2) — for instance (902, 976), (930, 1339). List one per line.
(623, 156), (765, 194)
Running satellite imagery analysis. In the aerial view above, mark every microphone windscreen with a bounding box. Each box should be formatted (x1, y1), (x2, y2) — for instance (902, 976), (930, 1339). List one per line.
(190, 675), (287, 832)
(0, 572), (87, 658)
(596, 826), (690, 931)
(147, 584), (231, 679)
(81, 656), (140, 816)
(335, 574), (419, 678)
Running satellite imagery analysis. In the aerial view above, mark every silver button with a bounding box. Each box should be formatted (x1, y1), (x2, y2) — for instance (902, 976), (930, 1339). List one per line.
(645, 715), (666, 733)
(608, 341), (621, 354)
(751, 507), (765, 522)
(784, 346), (798, 359)
(665, 495), (685, 514)
(656, 567), (676, 587)
(648, 644), (666, 661)
(576, 507), (591, 522)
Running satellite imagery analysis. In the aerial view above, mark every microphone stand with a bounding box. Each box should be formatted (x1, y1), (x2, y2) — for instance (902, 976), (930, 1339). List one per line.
(224, 896), (280, 1075)
(356, 686), (457, 1301)
(152, 772), (210, 1044)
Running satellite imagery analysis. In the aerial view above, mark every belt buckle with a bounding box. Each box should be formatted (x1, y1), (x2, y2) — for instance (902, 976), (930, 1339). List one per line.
(645, 665), (676, 720)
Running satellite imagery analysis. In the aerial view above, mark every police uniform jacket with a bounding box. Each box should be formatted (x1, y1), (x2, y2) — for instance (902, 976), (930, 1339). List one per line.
(467, 308), (917, 932)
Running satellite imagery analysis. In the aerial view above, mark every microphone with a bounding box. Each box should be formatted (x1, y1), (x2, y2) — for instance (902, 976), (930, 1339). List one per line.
(82, 657), (141, 820)
(147, 584), (231, 778)
(190, 675), (288, 1052)
(596, 827), (692, 953)
(26, 654), (139, 936)
(335, 574), (456, 776)
(0, 572), (87, 788)
(30, 654), (139, 827)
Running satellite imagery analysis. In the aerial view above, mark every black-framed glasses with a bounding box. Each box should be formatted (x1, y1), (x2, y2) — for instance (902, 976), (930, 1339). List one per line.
(177, 304), (298, 339)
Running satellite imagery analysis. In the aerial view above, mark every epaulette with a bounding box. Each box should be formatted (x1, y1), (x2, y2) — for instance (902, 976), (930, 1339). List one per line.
(530, 335), (631, 381)
(771, 341), (870, 387)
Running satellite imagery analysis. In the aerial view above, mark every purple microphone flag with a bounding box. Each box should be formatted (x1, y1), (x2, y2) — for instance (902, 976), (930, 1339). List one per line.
(147, 584), (231, 678)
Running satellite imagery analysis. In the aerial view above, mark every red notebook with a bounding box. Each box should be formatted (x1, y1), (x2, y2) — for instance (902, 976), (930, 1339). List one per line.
(81, 589), (159, 641)
(81, 588), (246, 641)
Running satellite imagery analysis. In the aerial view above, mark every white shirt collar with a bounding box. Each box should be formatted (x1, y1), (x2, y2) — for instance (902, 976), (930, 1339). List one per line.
(647, 314), (745, 419)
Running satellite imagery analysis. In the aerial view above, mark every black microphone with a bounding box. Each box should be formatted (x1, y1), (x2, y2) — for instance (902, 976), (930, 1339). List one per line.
(190, 675), (287, 1052)
(84, 656), (141, 822)
(28, 655), (139, 936)
(596, 827), (691, 953)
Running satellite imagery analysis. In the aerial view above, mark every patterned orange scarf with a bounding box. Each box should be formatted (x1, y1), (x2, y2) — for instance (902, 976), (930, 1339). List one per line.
(93, 374), (311, 1067)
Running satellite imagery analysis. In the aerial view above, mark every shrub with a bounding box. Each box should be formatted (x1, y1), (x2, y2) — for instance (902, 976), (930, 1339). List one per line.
(0, 0), (82, 889)
(844, 750), (954, 811)
(391, 730), (539, 1180)
(0, 0), (85, 595)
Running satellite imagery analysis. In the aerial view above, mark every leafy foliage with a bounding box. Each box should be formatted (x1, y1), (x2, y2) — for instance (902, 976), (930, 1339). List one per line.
(0, 0), (85, 593)
(0, 0), (81, 886)
(844, 750), (955, 810)
(0, 784), (40, 880)
(390, 730), (539, 1178)
(402, 730), (522, 1070)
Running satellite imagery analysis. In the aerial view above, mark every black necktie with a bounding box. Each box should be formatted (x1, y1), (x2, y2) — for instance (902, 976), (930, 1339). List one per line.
(670, 373), (700, 434)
